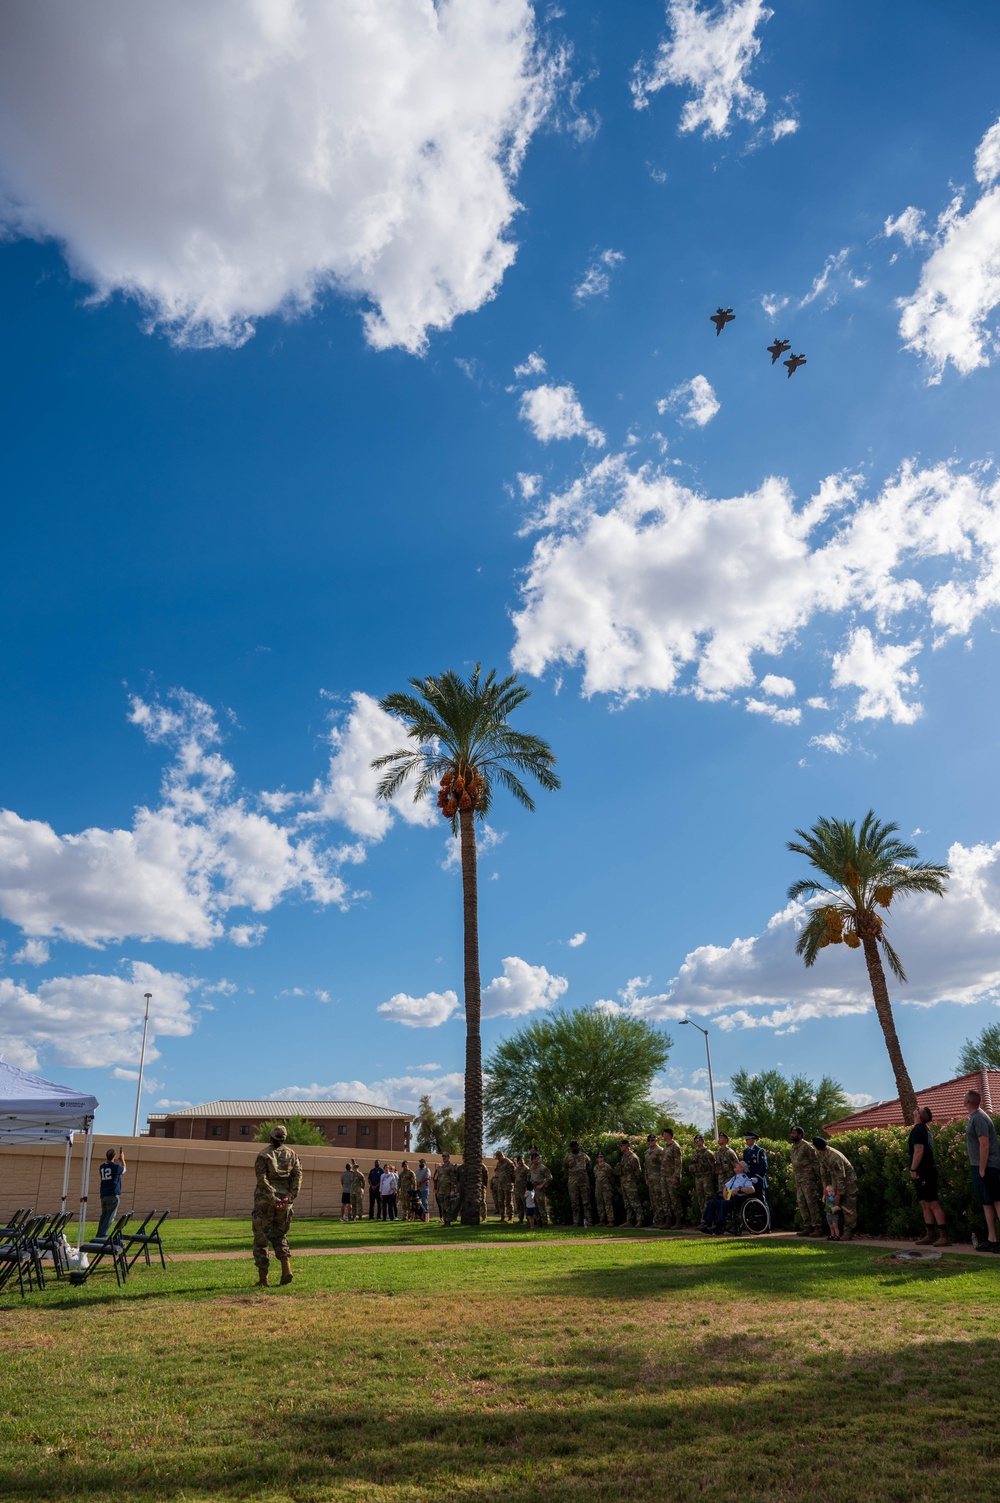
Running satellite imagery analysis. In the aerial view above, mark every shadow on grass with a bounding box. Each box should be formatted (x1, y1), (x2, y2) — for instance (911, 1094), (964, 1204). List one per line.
(5, 1336), (1000, 1502)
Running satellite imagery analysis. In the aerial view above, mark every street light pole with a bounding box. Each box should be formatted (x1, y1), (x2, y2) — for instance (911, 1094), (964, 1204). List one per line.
(132, 992), (153, 1138)
(679, 1019), (718, 1141)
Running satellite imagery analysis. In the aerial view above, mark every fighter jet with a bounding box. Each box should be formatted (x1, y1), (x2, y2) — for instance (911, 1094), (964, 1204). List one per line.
(767, 338), (791, 365)
(783, 352), (807, 378)
(710, 307), (735, 336)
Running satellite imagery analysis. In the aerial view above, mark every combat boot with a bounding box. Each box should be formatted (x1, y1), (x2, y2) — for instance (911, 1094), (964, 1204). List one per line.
(279, 1256), (293, 1285)
(933, 1227), (953, 1246)
(914, 1227), (937, 1245)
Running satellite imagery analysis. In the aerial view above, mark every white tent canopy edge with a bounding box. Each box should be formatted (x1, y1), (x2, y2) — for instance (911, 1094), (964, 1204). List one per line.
(0, 1059), (99, 1248)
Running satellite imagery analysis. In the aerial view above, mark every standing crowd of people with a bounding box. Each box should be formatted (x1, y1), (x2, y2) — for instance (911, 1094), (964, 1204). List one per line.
(248, 1094), (1000, 1281)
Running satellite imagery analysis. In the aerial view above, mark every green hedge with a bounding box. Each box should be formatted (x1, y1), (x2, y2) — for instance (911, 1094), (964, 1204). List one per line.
(531, 1121), (986, 1240)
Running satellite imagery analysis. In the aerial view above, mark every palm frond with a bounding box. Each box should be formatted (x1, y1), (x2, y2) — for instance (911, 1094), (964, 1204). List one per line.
(878, 932), (908, 984)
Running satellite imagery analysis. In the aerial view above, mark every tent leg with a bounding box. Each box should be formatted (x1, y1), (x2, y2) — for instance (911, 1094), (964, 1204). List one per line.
(77, 1121), (95, 1249)
(61, 1135), (73, 1215)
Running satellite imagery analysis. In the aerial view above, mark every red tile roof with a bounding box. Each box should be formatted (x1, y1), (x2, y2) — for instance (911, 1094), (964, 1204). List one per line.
(825, 1069), (1000, 1132)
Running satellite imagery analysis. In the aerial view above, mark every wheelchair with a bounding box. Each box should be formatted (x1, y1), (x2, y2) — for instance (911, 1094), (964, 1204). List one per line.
(723, 1178), (771, 1236)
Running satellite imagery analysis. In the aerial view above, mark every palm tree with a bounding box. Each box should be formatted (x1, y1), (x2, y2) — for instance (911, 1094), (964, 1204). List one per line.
(787, 812), (949, 1124)
(373, 666), (559, 1225)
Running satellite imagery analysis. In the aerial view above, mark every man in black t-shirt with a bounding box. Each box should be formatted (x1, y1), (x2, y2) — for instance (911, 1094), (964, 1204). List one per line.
(908, 1106), (950, 1246)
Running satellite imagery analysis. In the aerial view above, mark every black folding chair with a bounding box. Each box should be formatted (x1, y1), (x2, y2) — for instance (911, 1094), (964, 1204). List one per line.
(0, 1216), (48, 1298)
(70, 1213), (132, 1286)
(0, 1208), (33, 1238)
(123, 1210), (170, 1271)
(34, 1212), (73, 1278)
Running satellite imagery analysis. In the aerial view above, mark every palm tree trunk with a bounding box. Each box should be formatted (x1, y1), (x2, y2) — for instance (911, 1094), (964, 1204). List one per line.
(459, 806), (483, 1225)
(861, 935), (917, 1122)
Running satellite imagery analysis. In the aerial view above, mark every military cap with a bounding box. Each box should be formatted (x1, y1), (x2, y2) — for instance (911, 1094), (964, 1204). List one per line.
(812, 1135), (828, 1150)
(270, 1124), (288, 1143)
(744, 1131), (758, 1140)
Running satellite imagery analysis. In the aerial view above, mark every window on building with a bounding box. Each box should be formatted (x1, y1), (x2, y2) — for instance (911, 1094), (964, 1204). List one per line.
(240, 1125), (251, 1135)
(337, 1125), (348, 1135)
(360, 1125), (371, 1136)
(211, 1125), (222, 1136)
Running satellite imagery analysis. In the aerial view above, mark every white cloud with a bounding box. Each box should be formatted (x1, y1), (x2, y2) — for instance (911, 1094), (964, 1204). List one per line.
(632, 0), (772, 139)
(12, 939), (49, 966)
(442, 824), (506, 872)
(154, 1099), (192, 1110)
(596, 838), (1000, 1035)
(511, 454), (1000, 717)
(203, 978), (237, 996)
(769, 117), (798, 143)
(884, 207), (929, 249)
(228, 923), (267, 948)
(517, 473), (542, 501)
(0, 690), (350, 949)
(574, 248), (625, 301)
(745, 698), (801, 726)
(897, 115), (1000, 380)
(0, 3), (553, 355)
(514, 351), (547, 378)
(761, 293), (789, 320)
(268, 1072), (465, 1117)
(657, 374), (719, 427)
(481, 955), (568, 1018)
(0, 960), (197, 1073)
(808, 732), (850, 755)
(377, 990), (460, 1028)
(760, 674), (795, 698)
(302, 692), (438, 842)
(830, 627), (923, 725)
(806, 697), (830, 710)
(568, 931), (587, 947)
(519, 384), (606, 446)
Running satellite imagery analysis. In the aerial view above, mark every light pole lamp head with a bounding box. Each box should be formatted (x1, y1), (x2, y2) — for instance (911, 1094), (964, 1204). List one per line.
(144, 992), (152, 1001)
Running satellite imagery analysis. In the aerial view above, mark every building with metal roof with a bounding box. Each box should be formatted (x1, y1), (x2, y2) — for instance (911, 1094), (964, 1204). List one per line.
(824, 1069), (1000, 1133)
(146, 1099), (412, 1152)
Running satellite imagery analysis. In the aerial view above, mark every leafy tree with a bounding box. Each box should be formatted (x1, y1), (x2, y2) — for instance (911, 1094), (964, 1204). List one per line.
(374, 666), (559, 1224)
(254, 1115), (328, 1147)
(788, 812), (948, 1124)
(484, 1007), (671, 1160)
(413, 1095), (465, 1154)
(719, 1068), (854, 1140)
(957, 1022), (1000, 1074)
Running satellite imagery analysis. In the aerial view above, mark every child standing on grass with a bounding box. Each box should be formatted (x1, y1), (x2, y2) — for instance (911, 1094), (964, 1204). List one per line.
(824, 1186), (842, 1239)
(524, 1185), (536, 1230)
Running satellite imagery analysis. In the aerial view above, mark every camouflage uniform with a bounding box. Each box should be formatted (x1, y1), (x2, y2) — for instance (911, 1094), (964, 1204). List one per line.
(513, 1161), (530, 1223)
(562, 1148), (593, 1226)
(350, 1167), (365, 1221)
(690, 1146), (717, 1220)
(480, 1164), (489, 1222)
(398, 1165), (417, 1222)
(437, 1160), (461, 1224)
(644, 1139), (665, 1227)
(790, 1138), (824, 1235)
(528, 1159), (552, 1227)
(819, 1145), (858, 1238)
(715, 1144), (739, 1193)
(252, 1134), (302, 1276)
(495, 1154), (516, 1222)
(661, 1138), (683, 1227)
(617, 1147), (644, 1226)
(594, 1159), (616, 1225)
(489, 1173), (500, 1217)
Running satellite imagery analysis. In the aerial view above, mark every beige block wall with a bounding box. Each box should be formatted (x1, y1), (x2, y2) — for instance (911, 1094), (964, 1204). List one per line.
(0, 1135), (496, 1220)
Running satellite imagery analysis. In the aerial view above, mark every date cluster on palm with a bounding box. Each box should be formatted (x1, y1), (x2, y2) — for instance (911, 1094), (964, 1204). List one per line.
(437, 768), (484, 820)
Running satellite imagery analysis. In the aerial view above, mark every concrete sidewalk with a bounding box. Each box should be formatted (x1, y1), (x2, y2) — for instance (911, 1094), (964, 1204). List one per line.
(165, 1228), (987, 1263)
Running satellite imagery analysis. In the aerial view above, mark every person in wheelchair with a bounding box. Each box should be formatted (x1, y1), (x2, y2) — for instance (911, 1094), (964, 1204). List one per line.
(700, 1161), (757, 1235)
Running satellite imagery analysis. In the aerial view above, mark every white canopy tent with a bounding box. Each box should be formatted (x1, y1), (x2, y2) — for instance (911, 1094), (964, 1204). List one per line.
(0, 1060), (99, 1246)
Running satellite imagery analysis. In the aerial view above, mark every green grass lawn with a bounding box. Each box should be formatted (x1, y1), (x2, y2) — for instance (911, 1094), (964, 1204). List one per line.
(2, 1236), (999, 1502)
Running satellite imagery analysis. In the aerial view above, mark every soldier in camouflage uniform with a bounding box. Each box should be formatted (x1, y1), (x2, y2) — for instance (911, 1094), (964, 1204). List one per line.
(563, 1141), (593, 1227)
(480, 1163), (489, 1222)
(617, 1140), (644, 1227)
(714, 1134), (739, 1194)
(437, 1153), (461, 1225)
(594, 1151), (616, 1225)
(495, 1150), (515, 1223)
(660, 1128), (684, 1228)
(252, 1124), (302, 1286)
(814, 1137), (858, 1240)
(528, 1153), (552, 1227)
(690, 1135), (717, 1223)
(489, 1171), (500, 1218)
(513, 1155), (529, 1223)
(398, 1161), (417, 1222)
(790, 1127), (825, 1237)
(644, 1132), (665, 1228)
(350, 1163), (365, 1223)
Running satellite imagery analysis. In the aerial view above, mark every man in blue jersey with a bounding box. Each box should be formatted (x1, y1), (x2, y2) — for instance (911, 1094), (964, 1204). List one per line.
(96, 1147), (126, 1238)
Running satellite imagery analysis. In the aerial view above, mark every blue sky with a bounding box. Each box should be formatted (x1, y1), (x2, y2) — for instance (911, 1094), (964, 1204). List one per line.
(1, 0), (1000, 1135)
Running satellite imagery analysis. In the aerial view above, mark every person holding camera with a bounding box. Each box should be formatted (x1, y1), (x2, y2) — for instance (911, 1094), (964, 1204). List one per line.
(96, 1146), (126, 1239)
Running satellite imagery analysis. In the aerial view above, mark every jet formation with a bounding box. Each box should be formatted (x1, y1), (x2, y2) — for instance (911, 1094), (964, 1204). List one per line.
(713, 310), (808, 377)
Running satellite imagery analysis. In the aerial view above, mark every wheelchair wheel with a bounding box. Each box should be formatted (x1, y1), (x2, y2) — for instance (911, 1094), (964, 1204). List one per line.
(741, 1198), (770, 1234)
